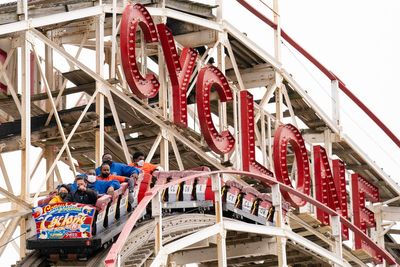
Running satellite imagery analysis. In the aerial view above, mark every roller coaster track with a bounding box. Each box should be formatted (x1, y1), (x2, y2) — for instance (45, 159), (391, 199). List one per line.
(16, 213), (367, 267)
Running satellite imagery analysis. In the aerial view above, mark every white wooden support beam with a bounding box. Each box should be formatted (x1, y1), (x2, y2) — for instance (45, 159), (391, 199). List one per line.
(44, 31), (54, 115)
(151, 223), (222, 267)
(104, 132), (126, 161)
(260, 110), (267, 166)
(223, 220), (351, 266)
(281, 84), (298, 128)
(32, 89), (99, 202)
(0, 47), (15, 73)
(158, 32), (169, 169)
(0, 221), (20, 253)
(0, 70), (22, 115)
(331, 79), (341, 129)
(105, 92), (131, 163)
(0, 6), (103, 36)
(0, 210), (30, 224)
(275, 84), (283, 128)
(110, 0), (117, 80)
(160, 129), (169, 171)
(217, 30), (228, 163)
(233, 89), (240, 169)
(0, 153), (13, 194)
(324, 128), (333, 157)
(273, 0), (281, 62)
(32, 47), (77, 176)
(254, 83), (277, 124)
(271, 184), (287, 267)
(45, 33), (87, 126)
(383, 196), (400, 206)
(95, 14), (105, 166)
(224, 22), (280, 70)
(224, 40), (245, 91)
(54, 165), (63, 185)
(169, 136), (184, 171)
(380, 206), (400, 221)
(0, 49), (22, 114)
(330, 215), (343, 266)
(146, 133), (162, 163)
(20, 31), (30, 258)
(147, 7), (223, 32)
(0, 218), (20, 257)
(169, 237), (277, 265)
(186, 41), (219, 98)
(29, 148), (44, 181)
(211, 174), (227, 267)
(267, 116), (273, 170)
(154, 192), (163, 256)
(0, 187), (31, 209)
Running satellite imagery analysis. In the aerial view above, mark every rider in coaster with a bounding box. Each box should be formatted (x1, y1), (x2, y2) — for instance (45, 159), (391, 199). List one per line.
(97, 162), (134, 193)
(95, 153), (140, 179)
(129, 151), (163, 175)
(70, 173), (120, 196)
(49, 184), (70, 204)
(65, 175), (98, 205)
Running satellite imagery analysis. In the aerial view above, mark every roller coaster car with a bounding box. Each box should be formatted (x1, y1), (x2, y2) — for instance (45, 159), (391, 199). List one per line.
(153, 168), (215, 210)
(27, 182), (132, 260)
(27, 168), (290, 261)
(222, 181), (290, 225)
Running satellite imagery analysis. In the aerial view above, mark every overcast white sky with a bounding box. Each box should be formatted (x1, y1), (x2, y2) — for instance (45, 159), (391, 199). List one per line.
(224, 0), (400, 181)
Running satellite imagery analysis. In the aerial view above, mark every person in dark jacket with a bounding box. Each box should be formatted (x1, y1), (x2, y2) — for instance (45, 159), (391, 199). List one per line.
(95, 153), (140, 177)
(65, 176), (98, 205)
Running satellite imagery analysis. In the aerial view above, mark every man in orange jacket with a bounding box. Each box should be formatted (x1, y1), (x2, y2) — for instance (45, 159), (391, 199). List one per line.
(130, 151), (163, 175)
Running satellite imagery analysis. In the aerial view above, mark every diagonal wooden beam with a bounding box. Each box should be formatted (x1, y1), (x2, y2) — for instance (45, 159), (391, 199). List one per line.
(0, 187), (31, 209)
(0, 210), (30, 224)
(31, 46), (77, 177)
(0, 153), (13, 194)
(0, 217), (21, 257)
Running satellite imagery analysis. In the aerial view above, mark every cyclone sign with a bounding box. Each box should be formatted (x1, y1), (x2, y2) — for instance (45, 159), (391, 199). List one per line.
(118, 3), (392, 264)
(32, 203), (95, 239)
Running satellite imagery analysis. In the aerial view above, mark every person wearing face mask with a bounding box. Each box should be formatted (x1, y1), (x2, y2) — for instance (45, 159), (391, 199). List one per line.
(65, 176), (98, 205)
(95, 153), (140, 178)
(49, 184), (70, 204)
(97, 163), (135, 198)
(129, 151), (163, 175)
(69, 173), (120, 196)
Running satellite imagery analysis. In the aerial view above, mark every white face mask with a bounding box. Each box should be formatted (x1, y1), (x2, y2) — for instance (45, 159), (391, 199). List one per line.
(87, 175), (97, 183)
(137, 160), (145, 167)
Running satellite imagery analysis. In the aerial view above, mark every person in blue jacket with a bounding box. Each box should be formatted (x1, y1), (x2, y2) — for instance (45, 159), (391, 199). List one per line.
(95, 153), (140, 178)
(69, 173), (120, 195)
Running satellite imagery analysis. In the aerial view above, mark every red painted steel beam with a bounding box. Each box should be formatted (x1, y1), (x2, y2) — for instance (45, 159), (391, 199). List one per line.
(104, 170), (397, 266)
(236, 0), (400, 150)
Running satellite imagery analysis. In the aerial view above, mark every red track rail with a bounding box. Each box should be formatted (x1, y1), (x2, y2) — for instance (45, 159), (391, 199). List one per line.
(236, 0), (400, 150)
(104, 170), (397, 266)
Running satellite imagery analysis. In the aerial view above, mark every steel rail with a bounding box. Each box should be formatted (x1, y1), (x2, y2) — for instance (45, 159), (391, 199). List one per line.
(236, 0), (400, 150)
(104, 170), (397, 266)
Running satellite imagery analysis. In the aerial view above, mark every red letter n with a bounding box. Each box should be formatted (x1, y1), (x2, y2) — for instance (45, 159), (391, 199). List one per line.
(313, 145), (349, 240)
